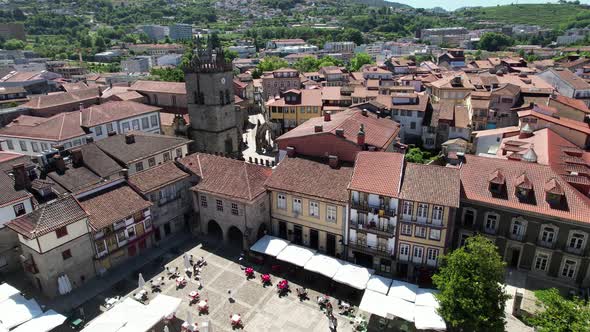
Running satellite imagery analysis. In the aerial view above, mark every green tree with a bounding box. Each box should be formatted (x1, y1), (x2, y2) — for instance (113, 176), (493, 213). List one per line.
(4, 39), (25, 50)
(224, 49), (238, 63)
(94, 36), (106, 51)
(149, 67), (185, 82)
(526, 288), (590, 332)
(253, 56), (288, 78)
(478, 32), (515, 52)
(433, 235), (510, 332)
(294, 56), (320, 72)
(349, 53), (373, 71)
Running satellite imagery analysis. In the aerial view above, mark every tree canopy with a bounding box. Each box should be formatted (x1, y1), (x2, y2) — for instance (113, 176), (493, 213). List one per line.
(526, 288), (590, 332)
(293, 55), (343, 72)
(252, 56), (289, 78)
(3, 39), (25, 50)
(433, 235), (510, 332)
(349, 53), (373, 71)
(478, 32), (515, 52)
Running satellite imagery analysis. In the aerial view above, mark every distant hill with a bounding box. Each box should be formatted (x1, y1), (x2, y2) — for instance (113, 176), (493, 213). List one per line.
(455, 3), (590, 29)
(350, 0), (411, 8)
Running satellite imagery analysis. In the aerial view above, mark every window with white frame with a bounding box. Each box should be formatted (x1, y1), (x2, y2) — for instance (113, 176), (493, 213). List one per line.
(417, 203), (428, 221)
(402, 201), (413, 217)
(231, 203), (239, 215)
(415, 226), (427, 238)
(401, 224), (412, 236)
(127, 225), (136, 239)
(309, 201), (320, 218)
(326, 205), (337, 223)
(216, 199), (223, 212)
(399, 243), (410, 257)
(292, 198), (302, 214)
(484, 213), (499, 234)
(19, 140), (27, 151)
(200, 195), (207, 208)
(132, 119), (140, 130)
(150, 114), (158, 127)
(432, 205), (443, 223)
(141, 117), (149, 129)
(163, 152), (171, 162)
(427, 248), (439, 263)
(462, 208), (476, 226)
(31, 142), (39, 152)
(568, 232), (586, 251)
(511, 219), (527, 240)
(122, 122), (130, 132)
(107, 123), (114, 133)
(561, 259), (578, 279)
(6, 139), (13, 150)
(540, 225), (557, 245)
(95, 126), (103, 136)
(413, 246), (424, 263)
(429, 228), (441, 241)
(277, 193), (287, 209)
(534, 252), (550, 272)
(116, 229), (127, 243)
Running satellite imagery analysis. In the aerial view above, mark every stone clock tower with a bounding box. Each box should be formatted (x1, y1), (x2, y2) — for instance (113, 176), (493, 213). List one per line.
(184, 44), (242, 156)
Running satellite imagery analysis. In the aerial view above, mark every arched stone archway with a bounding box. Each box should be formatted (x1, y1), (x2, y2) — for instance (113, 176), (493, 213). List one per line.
(227, 226), (244, 249)
(207, 220), (223, 242)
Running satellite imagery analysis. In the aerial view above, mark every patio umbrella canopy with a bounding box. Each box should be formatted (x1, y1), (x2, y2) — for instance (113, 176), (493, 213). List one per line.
(138, 273), (146, 289)
(250, 235), (290, 257)
(332, 263), (373, 290)
(276, 244), (316, 267)
(388, 280), (418, 303)
(0, 283), (19, 303)
(366, 275), (393, 295)
(359, 289), (391, 318)
(0, 294), (43, 329)
(385, 296), (416, 323)
(303, 254), (344, 278)
(415, 288), (440, 308)
(11, 309), (67, 332)
(414, 305), (446, 331)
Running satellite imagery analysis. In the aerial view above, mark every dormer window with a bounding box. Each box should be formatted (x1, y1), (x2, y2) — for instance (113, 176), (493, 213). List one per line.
(488, 169), (505, 194)
(545, 178), (565, 206)
(515, 173), (533, 200)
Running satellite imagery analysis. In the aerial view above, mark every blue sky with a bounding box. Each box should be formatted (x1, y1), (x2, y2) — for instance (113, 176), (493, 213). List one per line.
(392, 0), (590, 11)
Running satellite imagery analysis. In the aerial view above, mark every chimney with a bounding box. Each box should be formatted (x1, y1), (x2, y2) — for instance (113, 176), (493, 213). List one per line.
(125, 133), (135, 144)
(286, 146), (296, 157)
(314, 125), (323, 133)
(361, 109), (368, 116)
(54, 155), (66, 174)
(357, 124), (366, 147)
(85, 135), (94, 143)
(71, 148), (83, 167)
(12, 163), (30, 190)
(107, 130), (117, 136)
(328, 155), (339, 169)
(335, 128), (344, 137)
(324, 111), (331, 122)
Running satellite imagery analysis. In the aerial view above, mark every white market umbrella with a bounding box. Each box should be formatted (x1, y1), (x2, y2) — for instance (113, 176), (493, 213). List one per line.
(138, 273), (146, 289)
(183, 254), (191, 271)
(65, 275), (72, 293)
(163, 326), (169, 332)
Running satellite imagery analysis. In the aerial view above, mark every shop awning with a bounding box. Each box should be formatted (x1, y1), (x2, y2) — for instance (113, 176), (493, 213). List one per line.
(386, 296), (415, 323)
(303, 254), (344, 278)
(388, 280), (418, 303)
(414, 305), (446, 331)
(0, 294), (43, 329)
(415, 288), (440, 308)
(119, 294), (182, 332)
(0, 283), (19, 303)
(81, 298), (145, 332)
(333, 263), (373, 290)
(250, 235), (290, 257)
(359, 289), (390, 318)
(276, 244), (316, 267)
(12, 310), (67, 332)
(366, 275), (393, 295)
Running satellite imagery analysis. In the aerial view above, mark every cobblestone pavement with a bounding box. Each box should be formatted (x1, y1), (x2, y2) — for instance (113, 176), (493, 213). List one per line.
(124, 240), (358, 332)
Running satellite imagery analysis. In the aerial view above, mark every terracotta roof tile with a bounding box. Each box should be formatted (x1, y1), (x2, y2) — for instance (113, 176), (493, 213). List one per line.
(128, 162), (189, 194)
(129, 80), (186, 95)
(95, 131), (191, 164)
(265, 156), (352, 203)
(400, 163), (460, 207)
(349, 152), (404, 197)
(178, 153), (271, 202)
(460, 155), (590, 224)
(80, 101), (160, 127)
(8, 196), (87, 239)
(78, 184), (152, 230)
(23, 87), (100, 110)
(550, 95), (590, 114)
(0, 112), (85, 141)
(277, 108), (400, 150)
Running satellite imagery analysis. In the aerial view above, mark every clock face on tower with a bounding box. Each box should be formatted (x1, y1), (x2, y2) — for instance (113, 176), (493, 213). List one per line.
(220, 77), (226, 85)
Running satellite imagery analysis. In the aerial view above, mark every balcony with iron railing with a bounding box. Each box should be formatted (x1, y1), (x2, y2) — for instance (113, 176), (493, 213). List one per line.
(565, 245), (585, 255)
(509, 232), (525, 242)
(350, 202), (397, 218)
(350, 219), (396, 236)
(537, 238), (557, 249)
(348, 240), (394, 257)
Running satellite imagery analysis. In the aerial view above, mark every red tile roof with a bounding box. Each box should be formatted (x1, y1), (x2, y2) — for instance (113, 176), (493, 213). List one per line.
(78, 184), (152, 230)
(460, 155), (590, 224)
(80, 101), (160, 127)
(0, 112), (85, 141)
(265, 156), (352, 203)
(400, 163), (461, 208)
(518, 109), (590, 135)
(277, 108), (400, 150)
(128, 161), (189, 194)
(23, 87), (100, 110)
(550, 95), (590, 114)
(129, 80), (186, 95)
(177, 153), (271, 202)
(8, 196), (87, 239)
(349, 152), (404, 197)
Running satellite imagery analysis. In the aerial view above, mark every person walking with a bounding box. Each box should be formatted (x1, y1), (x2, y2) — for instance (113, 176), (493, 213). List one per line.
(227, 289), (234, 302)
